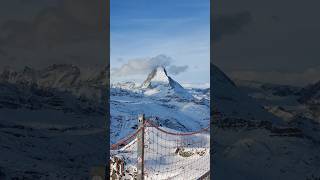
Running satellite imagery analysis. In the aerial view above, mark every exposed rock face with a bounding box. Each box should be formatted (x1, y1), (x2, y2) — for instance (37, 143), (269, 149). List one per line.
(140, 66), (192, 99)
(141, 66), (170, 88)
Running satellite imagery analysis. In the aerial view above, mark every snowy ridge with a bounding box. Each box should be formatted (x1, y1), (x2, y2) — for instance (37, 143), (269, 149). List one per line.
(141, 66), (170, 88)
(0, 64), (107, 101)
(140, 66), (193, 99)
(212, 64), (282, 124)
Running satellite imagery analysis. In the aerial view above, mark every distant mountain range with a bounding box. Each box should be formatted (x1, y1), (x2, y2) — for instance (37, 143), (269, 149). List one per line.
(0, 64), (107, 115)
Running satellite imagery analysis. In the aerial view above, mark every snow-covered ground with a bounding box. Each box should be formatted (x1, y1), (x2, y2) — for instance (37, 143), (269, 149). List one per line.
(111, 126), (210, 180)
(0, 109), (106, 179)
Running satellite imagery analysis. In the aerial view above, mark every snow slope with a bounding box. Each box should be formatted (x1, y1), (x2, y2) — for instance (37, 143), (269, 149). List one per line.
(212, 64), (282, 124)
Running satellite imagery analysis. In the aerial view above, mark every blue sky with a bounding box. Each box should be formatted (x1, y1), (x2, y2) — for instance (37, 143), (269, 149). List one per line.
(110, 0), (210, 85)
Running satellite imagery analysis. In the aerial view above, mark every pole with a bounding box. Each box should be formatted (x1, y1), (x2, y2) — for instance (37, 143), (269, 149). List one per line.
(137, 114), (145, 180)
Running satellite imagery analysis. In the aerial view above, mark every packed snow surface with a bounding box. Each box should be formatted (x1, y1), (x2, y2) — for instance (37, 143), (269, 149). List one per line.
(111, 127), (210, 180)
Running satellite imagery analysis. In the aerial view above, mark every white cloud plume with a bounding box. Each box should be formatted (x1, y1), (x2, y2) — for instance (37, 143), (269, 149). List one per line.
(167, 65), (188, 75)
(111, 54), (188, 77)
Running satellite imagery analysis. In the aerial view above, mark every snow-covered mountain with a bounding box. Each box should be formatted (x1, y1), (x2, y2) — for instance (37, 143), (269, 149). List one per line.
(212, 64), (282, 124)
(215, 67), (320, 180)
(140, 66), (193, 99)
(0, 65), (107, 179)
(0, 64), (107, 113)
(110, 66), (209, 143)
(0, 64), (107, 100)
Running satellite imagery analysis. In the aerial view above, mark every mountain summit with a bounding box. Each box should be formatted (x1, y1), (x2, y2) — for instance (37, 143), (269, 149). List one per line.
(141, 66), (192, 99)
(142, 66), (172, 88)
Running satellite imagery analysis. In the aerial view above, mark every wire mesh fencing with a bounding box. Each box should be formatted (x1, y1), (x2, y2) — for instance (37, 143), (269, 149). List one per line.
(110, 116), (210, 180)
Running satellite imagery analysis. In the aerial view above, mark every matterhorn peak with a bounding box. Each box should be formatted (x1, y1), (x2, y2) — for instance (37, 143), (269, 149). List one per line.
(140, 66), (193, 99)
(141, 66), (170, 88)
(152, 66), (169, 81)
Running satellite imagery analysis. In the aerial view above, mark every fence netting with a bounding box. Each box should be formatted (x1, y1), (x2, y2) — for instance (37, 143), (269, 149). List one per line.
(110, 119), (210, 180)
